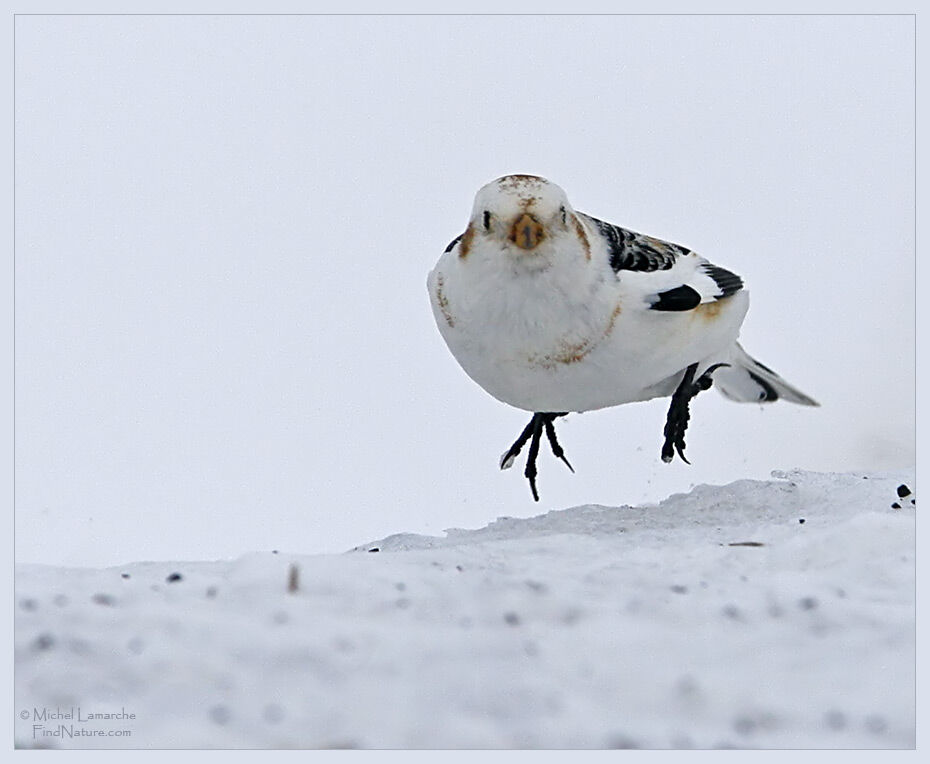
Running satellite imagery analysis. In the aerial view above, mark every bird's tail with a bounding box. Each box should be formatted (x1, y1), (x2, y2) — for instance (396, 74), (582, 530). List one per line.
(713, 343), (819, 406)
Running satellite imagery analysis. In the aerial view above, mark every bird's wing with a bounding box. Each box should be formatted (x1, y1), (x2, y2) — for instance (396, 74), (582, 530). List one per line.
(578, 212), (744, 311)
(579, 213), (686, 272)
(644, 258), (745, 312)
(442, 232), (465, 255)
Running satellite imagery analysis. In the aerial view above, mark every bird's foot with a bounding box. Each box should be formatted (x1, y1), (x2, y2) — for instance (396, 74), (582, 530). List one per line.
(500, 412), (572, 501)
(661, 362), (730, 464)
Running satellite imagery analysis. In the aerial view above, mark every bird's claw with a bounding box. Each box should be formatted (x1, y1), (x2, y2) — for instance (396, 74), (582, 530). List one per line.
(500, 412), (571, 500)
(661, 362), (729, 464)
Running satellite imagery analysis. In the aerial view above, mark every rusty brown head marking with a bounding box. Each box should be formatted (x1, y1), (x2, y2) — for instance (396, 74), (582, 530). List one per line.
(458, 223), (475, 259)
(497, 174), (547, 191)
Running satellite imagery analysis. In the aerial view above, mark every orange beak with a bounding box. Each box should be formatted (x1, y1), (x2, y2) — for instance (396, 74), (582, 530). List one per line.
(509, 213), (545, 250)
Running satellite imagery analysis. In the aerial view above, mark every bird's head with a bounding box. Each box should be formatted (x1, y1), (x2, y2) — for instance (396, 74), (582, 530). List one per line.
(465, 175), (586, 266)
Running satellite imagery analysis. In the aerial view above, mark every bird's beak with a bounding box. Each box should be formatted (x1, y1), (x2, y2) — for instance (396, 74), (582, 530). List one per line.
(509, 213), (545, 250)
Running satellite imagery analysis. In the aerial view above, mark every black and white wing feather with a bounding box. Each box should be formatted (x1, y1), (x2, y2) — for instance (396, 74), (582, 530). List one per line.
(443, 233), (464, 254)
(579, 213), (685, 272)
(580, 212), (744, 311)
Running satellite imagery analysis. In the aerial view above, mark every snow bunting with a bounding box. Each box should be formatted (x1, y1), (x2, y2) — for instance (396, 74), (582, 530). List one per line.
(428, 174), (819, 500)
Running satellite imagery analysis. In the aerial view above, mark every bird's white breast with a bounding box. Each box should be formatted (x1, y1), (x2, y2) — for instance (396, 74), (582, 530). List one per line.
(429, 234), (748, 413)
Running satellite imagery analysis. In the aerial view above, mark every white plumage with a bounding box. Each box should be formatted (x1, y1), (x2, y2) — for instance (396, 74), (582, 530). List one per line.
(428, 174), (817, 498)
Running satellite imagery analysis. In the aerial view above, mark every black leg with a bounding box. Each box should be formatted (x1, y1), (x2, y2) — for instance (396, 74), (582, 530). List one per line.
(662, 363), (730, 464)
(662, 364), (698, 464)
(543, 416), (574, 473)
(499, 416), (539, 470)
(500, 412), (574, 501)
(524, 415), (544, 501)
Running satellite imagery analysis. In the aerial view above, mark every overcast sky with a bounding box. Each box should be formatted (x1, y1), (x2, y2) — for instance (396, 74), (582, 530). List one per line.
(14, 14), (914, 567)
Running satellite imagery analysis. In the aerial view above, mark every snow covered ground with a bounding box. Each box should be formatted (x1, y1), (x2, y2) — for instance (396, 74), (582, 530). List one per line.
(14, 469), (915, 749)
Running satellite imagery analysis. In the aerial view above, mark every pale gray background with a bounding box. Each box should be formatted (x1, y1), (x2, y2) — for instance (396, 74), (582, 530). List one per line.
(14, 14), (914, 566)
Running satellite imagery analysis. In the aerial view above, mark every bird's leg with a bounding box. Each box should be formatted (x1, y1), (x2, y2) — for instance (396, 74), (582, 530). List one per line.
(661, 362), (730, 464)
(543, 413), (574, 473)
(499, 415), (540, 470)
(523, 415), (544, 502)
(662, 364), (698, 464)
(500, 412), (574, 501)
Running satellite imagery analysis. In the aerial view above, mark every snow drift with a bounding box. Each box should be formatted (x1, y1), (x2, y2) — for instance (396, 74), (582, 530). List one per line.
(14, 469), (915, 749)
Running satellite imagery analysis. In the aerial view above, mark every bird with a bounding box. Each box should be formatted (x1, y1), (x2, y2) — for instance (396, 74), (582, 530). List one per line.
(427, 174), (819, 500)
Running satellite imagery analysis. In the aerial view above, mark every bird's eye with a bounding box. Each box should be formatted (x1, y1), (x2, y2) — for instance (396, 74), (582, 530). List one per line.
(559, 206), (567, 225)
(482, 210), (492, 231)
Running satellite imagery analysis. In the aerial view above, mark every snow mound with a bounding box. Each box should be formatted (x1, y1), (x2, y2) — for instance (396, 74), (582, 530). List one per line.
(15, 470), (915, 749)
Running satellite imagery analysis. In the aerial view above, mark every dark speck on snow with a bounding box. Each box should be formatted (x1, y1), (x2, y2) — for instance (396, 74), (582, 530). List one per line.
(32, 633), (55, 651)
